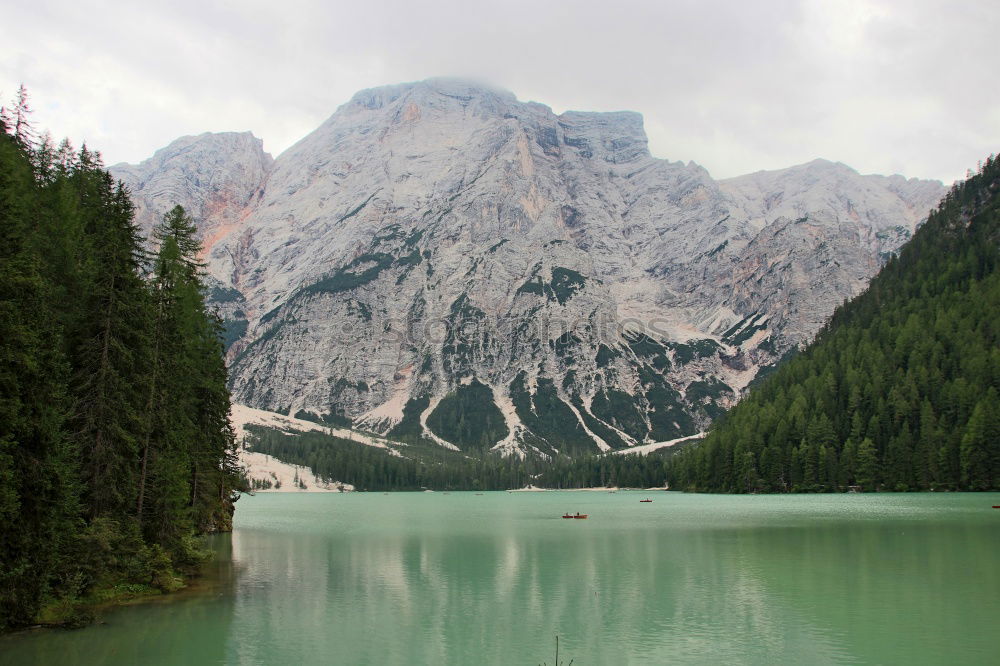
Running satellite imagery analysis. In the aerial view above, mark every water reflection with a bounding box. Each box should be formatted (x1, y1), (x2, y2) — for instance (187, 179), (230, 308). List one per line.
(2, 492), (998, 665)
(216, 492), (999, 665)
(0, 533), (237, 666)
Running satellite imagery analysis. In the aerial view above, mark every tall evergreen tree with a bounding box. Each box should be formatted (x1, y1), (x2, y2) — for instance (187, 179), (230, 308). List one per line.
(0, 117), (78, 629)
(668, 153), (1000, 492)
(141, 206), (238, 547)
(0, 95), (241, 629)
(71, 167), (150, 519)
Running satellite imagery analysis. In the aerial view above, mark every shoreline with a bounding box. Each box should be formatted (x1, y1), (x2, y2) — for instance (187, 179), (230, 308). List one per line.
(5, 534), (232, 634)
(508, 485), (670, 492)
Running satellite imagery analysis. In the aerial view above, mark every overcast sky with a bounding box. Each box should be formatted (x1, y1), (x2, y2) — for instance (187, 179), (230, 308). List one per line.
(2, 0), (997, 183)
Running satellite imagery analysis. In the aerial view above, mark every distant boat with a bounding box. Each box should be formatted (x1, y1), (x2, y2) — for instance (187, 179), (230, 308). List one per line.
(563, 512), (589, 519)
(640, 498), (653, 503)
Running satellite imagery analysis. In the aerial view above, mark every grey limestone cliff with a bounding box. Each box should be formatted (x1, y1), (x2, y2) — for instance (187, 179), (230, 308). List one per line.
(112, 78), (946, 457)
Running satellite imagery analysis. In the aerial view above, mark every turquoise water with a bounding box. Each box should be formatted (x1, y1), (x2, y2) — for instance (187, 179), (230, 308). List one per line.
(2, 492), (999, 664)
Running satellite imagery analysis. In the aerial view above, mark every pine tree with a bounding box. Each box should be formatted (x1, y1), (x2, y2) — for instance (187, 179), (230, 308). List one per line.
(72, 169), (150, 520)
(667, 153), (1000, 493)
(1, 96), (242, 627)
(0, 120), (78, 630)
(141, 206), (239, 546)
(960, 388), (999, 490)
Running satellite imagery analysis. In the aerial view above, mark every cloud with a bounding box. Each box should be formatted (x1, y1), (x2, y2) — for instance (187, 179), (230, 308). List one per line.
(1, 0), (996, 183)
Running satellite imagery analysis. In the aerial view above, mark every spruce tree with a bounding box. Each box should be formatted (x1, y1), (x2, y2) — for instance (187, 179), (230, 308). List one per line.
(72, 166), (150, 520)
(667, 153), (1000, 493)
(1, 95), (242, 627)
(0, 119), (78, 630)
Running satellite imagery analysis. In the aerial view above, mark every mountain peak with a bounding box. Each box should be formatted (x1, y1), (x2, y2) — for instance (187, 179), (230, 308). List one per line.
(112, 80), (949, 457)
(344, 77), (518, 112)
(112, 131), (271, 172)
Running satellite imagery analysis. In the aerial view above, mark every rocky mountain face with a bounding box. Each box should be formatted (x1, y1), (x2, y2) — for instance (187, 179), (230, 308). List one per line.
(112, 131), (272, 347)
(111, 78), (946, 457)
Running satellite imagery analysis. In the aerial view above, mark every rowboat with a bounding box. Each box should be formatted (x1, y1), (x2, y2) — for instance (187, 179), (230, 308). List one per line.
(640, 498), (653, 503)
(563, 513), (588, 519)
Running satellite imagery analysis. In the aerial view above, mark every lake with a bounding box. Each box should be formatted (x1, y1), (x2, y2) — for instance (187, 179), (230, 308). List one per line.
(2, 492), (998, 664)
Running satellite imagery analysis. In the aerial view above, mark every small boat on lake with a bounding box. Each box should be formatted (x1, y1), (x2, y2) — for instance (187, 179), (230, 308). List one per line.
(640, 498), (653, 503)
(563, 512), (589, 519)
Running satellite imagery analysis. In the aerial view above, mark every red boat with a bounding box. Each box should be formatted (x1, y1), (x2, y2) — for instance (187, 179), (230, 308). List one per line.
(563, 513), (588, 519)
(640, 498), (653, 503)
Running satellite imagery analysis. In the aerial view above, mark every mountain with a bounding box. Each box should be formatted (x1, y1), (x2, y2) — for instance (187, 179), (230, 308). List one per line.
(669, 155), (1000, 492)
(110, 78), (946, 457)
(112, 131), (273, 252)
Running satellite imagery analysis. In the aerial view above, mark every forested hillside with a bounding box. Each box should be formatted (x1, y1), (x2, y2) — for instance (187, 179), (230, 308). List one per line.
(669, 155), (1000, 493)
(247, 425), (676, 492)
(0, 89), (240, 630)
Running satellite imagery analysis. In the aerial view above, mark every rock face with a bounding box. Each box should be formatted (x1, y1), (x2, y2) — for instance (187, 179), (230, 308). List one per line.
(111, 78), (946, 457)
(111, 131), (273, 256)
(111, 131), (272, 349)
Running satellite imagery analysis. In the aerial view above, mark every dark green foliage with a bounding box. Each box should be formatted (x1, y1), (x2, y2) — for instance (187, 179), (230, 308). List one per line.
(294, 409), (353, 429)
(139, 206), (240, 544)
(570, 396), (630, 449)
(72, 173), (148, 520)
(638, 366), (694, 441)
(0, 118), (79, 629)
(301, 253), (395, 295)
(426, 380), (509, 450)
(404, 228), (425, 247)
(670, 154), (1000, 493)
(516, 277), (546, 296)
(247, 426), (533, 492)
(960, 388), (1000, 490)
(535, 449), (678, 489)
(626, 331), (671, 370)
(685, 378), (733, 420)
(515, 267), (587, 305)
(337, 191), (379, 223)
(220, 318), (248, 351)
(552, 332), (581, 363)
(207, 284), (243, 303)
(486, 239), (508, 253)
(387, 396), (431, 442)
(245, 425), (677, 492)
(442, 294), (487, 376)
(595, 344), (620, 368)
(549, 267), (587, 305)
(721, 313), (768, 347)
(666, 338), (721, 365)
(0, 111), (239, 630)
(591, 389), (647, 441)
(509, 373), (595, 455)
